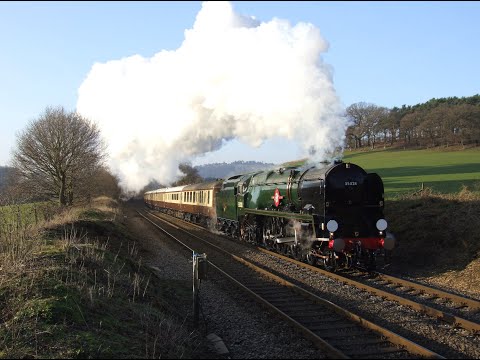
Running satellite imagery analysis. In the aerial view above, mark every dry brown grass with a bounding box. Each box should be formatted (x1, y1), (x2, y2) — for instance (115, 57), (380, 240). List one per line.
(386, 186), (480, 297)
(0, 198), (204, 359)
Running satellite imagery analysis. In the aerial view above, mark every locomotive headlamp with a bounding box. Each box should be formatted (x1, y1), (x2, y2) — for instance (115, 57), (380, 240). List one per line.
(326, 220), (338, 232)
(376, 219), (388, 231)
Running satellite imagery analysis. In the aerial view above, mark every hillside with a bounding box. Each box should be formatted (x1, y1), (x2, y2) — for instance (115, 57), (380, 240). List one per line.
(343, 147), (480, 198)
(195, 160), (275, 180)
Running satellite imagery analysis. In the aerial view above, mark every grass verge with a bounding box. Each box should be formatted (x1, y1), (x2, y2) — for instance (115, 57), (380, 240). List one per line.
(386, 186), (480, 275)
(0, 197), (203, 359)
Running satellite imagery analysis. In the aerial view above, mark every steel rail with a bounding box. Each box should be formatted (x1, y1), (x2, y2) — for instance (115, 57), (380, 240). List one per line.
(375, 272), (480, 311)
(139, 209), (445, 359)
(145, 208), (480, 332)
(255, 247), (480, 333)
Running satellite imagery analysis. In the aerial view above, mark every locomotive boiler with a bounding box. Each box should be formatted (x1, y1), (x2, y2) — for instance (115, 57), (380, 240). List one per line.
(215, 160), (394, 271)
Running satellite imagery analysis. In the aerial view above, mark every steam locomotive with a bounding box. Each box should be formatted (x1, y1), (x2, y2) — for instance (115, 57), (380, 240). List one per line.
(144, 160), (394, 271)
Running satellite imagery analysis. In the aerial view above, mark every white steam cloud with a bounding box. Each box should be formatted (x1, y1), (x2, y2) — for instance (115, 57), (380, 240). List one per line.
(76, 1), (348, 192)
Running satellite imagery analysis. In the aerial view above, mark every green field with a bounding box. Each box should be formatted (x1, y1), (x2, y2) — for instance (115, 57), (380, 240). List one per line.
(0, 202), (58, 227)
(342, 147), (480, 198)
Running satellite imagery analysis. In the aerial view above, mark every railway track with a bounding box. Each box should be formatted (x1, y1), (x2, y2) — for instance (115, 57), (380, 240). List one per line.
(138, 209), (445, 359)
(144, 208), (480, 334)
(254, 247), (480, 334)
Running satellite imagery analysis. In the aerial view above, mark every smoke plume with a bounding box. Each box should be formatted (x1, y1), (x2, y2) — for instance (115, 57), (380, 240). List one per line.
(76, 1), (347, 192)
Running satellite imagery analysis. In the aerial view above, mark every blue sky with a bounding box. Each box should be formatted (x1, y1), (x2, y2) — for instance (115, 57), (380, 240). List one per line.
(1, 1), (479, 171)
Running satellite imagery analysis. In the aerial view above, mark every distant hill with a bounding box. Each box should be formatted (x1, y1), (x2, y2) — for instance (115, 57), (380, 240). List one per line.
(195, 160), (275, 180)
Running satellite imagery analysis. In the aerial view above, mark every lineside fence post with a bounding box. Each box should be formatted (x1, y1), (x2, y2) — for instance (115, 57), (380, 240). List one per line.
(192, 252), (208, 328)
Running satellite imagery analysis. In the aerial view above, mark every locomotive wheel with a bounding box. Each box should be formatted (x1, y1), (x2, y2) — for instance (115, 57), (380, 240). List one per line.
(306, 252), (317, 266)
(366, 250), (377, 272)
(281, 244), (290, 256)
(285, 245), (292, 257)
(324, 252), (338, 272)
(240, 215), (259, 244)
(263, 225), (274, 249)
(293, 246), (304, 261)
(239, 216), (249, 242)
(255, 223), (263, 246)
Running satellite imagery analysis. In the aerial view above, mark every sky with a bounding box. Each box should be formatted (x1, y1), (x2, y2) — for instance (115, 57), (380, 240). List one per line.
(1, 1), (479, 190)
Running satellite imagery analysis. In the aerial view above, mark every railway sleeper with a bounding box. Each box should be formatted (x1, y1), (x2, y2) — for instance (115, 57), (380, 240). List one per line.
(297, 317), (346, 326)
(310, 322), (358, 331)
(319, 329), (376, 339)
(289, 311), (335, 319)
(350, 346), (408, 358)
(329, 338), (390, 347)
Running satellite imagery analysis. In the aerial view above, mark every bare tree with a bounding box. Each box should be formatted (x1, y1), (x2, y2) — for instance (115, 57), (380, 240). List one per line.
(456, 104), (480, 147)
(86, 166), (122, 201)
(346, 103), (369, 149)
(346, 102), (389, 149)
(12, 106), (106, 206)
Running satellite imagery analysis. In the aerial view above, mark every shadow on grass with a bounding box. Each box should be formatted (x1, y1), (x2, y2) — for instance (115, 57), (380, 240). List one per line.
(383, 178), (480, 198)
(370, 163), (480, 178)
